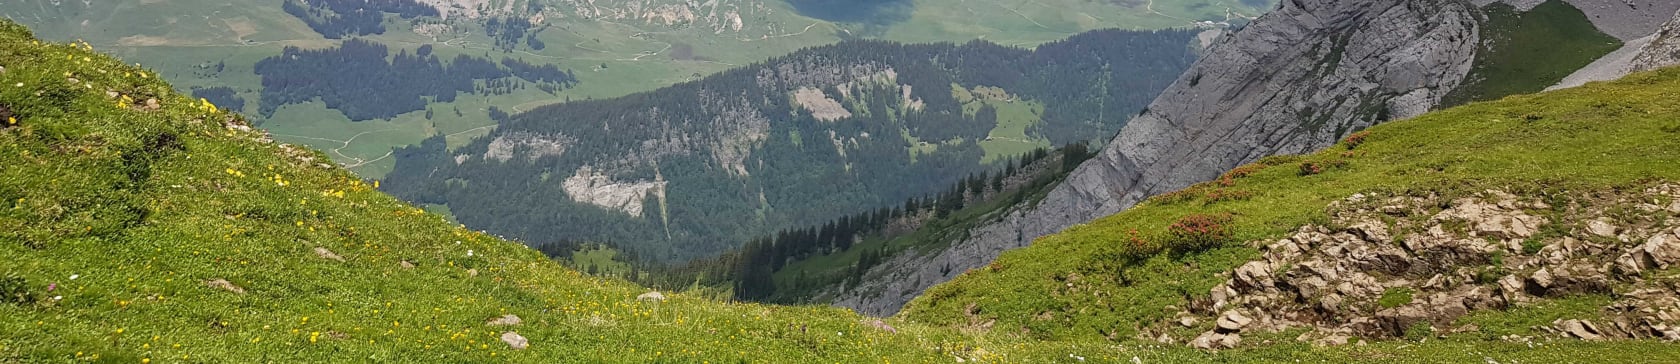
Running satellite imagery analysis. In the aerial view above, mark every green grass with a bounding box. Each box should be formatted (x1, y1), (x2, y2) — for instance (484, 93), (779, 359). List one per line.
(901, 62), (1680, 350)
(1458, 295), (1615, 339)
(0, 22), (1021, 363)
(1441, 0), (1623, 107)
(7, 15), (1680, 362)
(1377, 288), (1413, 309)
(977, 99), (1048, 163)
(569, 245), (632, 276)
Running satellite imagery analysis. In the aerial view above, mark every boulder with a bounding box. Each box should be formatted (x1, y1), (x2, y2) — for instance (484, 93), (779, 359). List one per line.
(1641, 233), (1680, 269)
(500, 331), (529, 350)
(487, 314), (522, 326)
(1558, 319), (1606, 341)
(1529, 268), (1555, 290)
(1376, 306), (1431, 337)
(1234, 261), (1274, 289)
(1617, 250), (1656, 276)
(637, 291), (667, 302)
(313, 247), (345, 262)
(1216, 311), (1253, 333)
(1497, 275), (1527, 304)
(1587, 219), (1618, 237)
(1294, 276), (1330, 299)
(1191, 331), (1241, 350)
(1347, 222), (1392, 243)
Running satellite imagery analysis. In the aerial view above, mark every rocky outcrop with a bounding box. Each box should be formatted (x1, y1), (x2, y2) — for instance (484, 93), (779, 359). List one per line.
(835, 0), (1485, 316)
(484, 131), (575, 163)
(1631, 9), (1680, 72)
(1159, 185), (1680, 348)
(561, 166), (666, 218)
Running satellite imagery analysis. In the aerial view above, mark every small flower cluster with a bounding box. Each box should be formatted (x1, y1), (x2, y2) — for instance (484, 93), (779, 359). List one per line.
(1298, 161), (1323, 176)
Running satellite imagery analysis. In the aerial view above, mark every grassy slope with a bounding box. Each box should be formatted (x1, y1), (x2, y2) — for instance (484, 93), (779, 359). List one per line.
(0, 22), (1130, 363)
(12, 13), (1676, 364)
(900, 64), (1680, 361)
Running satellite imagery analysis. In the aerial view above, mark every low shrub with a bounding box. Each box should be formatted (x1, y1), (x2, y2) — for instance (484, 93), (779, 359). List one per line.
(1342, 130), (1372, 149)
(1299, 162), (1323, 176)
(1167, 213), (1235, 253)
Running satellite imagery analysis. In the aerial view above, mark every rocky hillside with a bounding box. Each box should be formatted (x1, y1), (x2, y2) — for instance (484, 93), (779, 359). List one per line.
(834, 0), (1678, 316)
(9, 17), (1680, 363)
(1179, 186), (1680, 348)
(1632, 9), (1680, 72)
(900, 63), (1680, 355)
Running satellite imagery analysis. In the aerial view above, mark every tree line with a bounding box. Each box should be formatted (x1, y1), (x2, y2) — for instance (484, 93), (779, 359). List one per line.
(282, 0), (438, 39)
(253, 39), (577, 121)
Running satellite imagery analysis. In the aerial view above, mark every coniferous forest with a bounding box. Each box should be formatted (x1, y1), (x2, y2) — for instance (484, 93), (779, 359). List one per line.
(384, 29), (1200, 263)
(281, 0), (438, 39)
(253, 40), (578, 121)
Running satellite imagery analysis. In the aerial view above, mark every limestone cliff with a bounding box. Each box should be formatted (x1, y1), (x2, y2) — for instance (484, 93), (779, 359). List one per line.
(832, 0), (1487, 316)
(838, 0), (1680, 317)
(1632, 9), (1680, 72)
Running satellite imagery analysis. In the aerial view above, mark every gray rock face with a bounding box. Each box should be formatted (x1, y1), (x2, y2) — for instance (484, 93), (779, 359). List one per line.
(832, 0), (1485, 316)
(1631, 9), (1680, 72)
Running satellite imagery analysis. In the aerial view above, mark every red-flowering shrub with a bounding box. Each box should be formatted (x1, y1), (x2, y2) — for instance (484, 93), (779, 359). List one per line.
(1299, 162), (1323, 176)
(1167, 213), (1234, 253)
(1343, 131), (1372, 150)
(1218, 163), (1267, 186)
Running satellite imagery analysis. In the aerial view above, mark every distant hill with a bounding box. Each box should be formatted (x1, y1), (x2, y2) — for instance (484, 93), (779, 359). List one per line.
(0, 0), (1275, 178)
(382, 29), (1203, 261)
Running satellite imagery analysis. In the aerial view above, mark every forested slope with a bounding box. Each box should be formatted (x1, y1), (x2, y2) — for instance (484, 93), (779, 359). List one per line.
(384, 29), (1202, 261)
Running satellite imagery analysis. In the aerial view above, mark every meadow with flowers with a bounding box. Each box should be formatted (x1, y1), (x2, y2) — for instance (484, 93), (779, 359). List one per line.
(6, 15), (1680, 363)
(0, 19), (1135, 363)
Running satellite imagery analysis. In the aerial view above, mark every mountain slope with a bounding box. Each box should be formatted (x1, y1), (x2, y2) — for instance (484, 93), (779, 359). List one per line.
(8, 18), (1680, 363)
(832, 0), (1651, 316)
(0, 21), (1092, 363)
(902, 65), (1680, 349)
(383, 30), (1201, 261)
